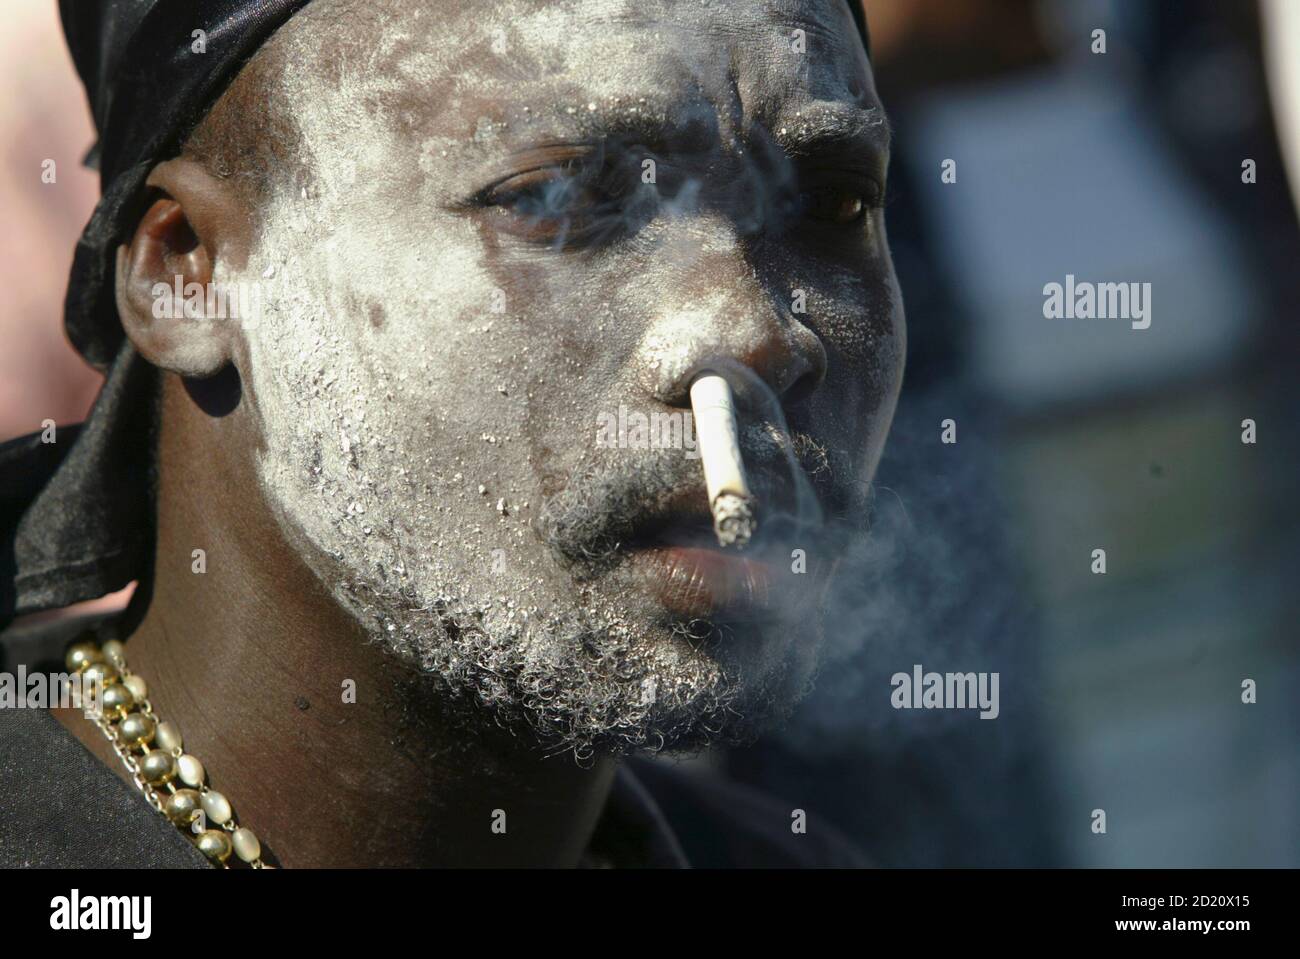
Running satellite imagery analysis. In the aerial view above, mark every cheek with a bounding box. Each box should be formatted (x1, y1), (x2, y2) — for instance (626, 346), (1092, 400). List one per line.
(849, 269), (906, 476)
(349, 230), (640, 518)
(456, 242), (647, 497)
(354, 246), (543, 498)
(806, 260), (904, 423)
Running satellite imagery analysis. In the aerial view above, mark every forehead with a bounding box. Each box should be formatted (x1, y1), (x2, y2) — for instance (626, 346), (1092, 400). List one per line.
(315, 0), (876, 153)
(467, 0), (871, 97)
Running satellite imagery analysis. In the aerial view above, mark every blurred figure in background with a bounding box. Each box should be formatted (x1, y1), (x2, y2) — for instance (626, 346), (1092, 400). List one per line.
(0, 2), (99, 441)
(722, 0), (1299, 866)
(0, 3), (127, 633)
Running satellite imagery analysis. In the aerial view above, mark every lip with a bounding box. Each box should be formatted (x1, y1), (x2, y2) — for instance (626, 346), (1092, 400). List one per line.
(627, 543), (777, 620)
(619, 497), (826, 620)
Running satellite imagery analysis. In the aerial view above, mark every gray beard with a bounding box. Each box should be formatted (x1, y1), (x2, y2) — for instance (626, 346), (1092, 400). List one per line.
(342, 579), (815, 757)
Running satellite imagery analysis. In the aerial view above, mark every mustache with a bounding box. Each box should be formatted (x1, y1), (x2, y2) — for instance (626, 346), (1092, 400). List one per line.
(535, 426), (865, 577)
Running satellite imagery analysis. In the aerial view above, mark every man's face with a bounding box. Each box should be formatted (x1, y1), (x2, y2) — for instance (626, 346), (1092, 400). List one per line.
(233, 0), (904, 752)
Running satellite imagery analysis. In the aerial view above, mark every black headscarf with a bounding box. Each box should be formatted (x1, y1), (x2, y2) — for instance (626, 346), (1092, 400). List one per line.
(0, 0), (869, 628)
(0, 0), (313, 627)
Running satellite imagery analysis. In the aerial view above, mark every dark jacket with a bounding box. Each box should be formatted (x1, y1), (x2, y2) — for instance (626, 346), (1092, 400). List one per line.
(0, 615), (867, 869)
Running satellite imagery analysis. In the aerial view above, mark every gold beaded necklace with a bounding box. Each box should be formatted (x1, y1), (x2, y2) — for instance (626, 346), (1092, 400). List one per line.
(65, 636), (267, 869)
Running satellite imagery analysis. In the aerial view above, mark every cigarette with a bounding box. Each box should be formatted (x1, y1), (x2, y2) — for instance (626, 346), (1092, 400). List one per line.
(689, 372), (756, 549)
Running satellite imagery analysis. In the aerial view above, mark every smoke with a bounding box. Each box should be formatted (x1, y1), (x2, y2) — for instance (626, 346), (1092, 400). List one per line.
(770, 383), (1043, 759)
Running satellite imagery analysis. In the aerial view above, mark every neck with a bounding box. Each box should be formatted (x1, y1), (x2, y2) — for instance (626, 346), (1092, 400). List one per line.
(64, 375), (615, 867)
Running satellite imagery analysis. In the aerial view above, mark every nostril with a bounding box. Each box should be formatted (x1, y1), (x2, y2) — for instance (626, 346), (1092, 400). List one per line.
(781, 366), (821, 406)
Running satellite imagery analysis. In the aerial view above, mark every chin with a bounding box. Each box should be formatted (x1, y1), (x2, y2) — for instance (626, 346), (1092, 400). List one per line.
(340, 571), (825, 757)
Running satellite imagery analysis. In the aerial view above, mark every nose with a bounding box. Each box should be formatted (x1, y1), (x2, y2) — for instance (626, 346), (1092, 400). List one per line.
(640, 230), (829, 409)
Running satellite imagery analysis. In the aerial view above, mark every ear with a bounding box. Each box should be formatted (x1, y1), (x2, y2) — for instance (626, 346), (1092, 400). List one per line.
(115, 158), (251, 378)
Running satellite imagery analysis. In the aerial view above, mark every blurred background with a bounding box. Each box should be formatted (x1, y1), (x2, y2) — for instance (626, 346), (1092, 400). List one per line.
(2, 0), (1297, 866)
(724, 0), (1300, 867)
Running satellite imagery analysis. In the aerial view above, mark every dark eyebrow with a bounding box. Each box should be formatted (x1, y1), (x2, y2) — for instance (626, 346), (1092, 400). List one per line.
(579, 94), (723, 156)
(436, 96), (690, 204)
(464, 94), (720, 175)
(581, 99), (892, 161)
(771, 104), (892, 161)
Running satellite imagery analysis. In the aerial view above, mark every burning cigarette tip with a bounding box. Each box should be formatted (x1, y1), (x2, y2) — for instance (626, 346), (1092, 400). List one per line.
(712, 491), (755, 549)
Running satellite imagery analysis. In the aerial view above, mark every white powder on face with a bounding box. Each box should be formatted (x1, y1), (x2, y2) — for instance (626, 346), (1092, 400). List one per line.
(206, 0), (902, 756)
(219, 0), (821, 755)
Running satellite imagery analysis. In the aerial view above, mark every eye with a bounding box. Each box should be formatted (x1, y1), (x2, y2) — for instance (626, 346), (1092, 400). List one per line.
(481, 157), (642, 247)
(800, 186), (869, 225)
(487, 161), (586, 212)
